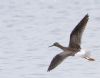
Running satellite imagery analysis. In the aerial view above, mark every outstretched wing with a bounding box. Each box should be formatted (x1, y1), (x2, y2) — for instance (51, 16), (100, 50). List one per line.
(47, 52), (72, 72)
(69, 14), (89, 49)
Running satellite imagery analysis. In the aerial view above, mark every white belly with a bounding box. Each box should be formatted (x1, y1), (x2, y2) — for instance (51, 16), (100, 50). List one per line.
(75, 49), (90, 57)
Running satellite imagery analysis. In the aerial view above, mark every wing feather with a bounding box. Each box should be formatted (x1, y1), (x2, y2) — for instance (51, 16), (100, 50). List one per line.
(47, 52), (72, 71)
(69, 14), (89, 49)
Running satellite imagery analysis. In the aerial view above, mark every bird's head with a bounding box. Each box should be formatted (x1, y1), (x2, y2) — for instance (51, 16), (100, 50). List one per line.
(49, 42), (60, 47)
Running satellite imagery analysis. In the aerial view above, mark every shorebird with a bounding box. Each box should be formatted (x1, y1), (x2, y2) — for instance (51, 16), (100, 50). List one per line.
(47, 14), (95, 72)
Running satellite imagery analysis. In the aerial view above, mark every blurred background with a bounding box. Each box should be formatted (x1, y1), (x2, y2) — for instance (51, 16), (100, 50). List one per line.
(0, 0), (100, 78)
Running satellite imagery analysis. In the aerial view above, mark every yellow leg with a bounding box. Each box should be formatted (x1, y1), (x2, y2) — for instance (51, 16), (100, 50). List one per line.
(84, 57), (95, 61)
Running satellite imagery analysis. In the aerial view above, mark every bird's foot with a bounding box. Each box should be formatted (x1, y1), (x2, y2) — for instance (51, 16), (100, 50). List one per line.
(84, 57), (95, 61)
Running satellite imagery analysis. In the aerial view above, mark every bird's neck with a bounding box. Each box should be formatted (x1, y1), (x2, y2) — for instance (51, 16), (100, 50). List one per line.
(55, 44), (65, 50)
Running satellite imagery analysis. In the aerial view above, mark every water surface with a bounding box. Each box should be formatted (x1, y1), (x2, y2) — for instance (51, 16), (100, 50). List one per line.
(0, 0), (100, 78)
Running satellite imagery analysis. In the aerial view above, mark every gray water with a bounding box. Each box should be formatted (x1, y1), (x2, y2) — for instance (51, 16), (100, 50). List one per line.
(0, 0), (100, 78)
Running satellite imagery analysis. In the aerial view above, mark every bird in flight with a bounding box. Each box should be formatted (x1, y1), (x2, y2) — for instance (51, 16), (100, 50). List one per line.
(47, 14), (95, 72)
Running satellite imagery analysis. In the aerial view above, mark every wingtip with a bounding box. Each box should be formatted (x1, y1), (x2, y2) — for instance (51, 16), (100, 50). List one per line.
(47, 65), (54, 72)
(85, 13), (89, 18)
(47, 68), (51, 72)
(83, 13), (89, 21)
(47, 64), (55, 72)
